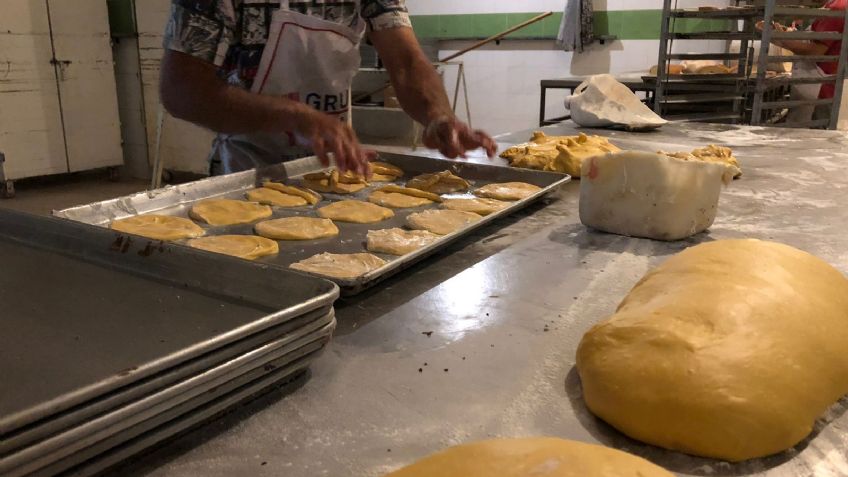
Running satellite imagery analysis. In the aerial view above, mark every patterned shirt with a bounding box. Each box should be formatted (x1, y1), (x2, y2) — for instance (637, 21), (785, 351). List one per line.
(164, 0), (410, 89)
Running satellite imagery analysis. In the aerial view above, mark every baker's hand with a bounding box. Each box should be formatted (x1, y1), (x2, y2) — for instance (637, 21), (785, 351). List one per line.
(294, 110), (370, 176)
(423, 116), (497, 159)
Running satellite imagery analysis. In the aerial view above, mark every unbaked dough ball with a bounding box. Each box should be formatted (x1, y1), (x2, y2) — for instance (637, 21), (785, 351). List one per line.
(384, 437), (674, 477)
(577, 239), (848, 461)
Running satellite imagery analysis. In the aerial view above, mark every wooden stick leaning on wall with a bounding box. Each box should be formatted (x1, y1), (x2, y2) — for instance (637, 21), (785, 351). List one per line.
(353, 11), (554, 104)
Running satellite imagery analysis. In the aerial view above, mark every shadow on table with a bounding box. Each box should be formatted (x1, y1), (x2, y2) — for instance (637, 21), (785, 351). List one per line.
(564, 366), (848, 476)
(548, 223), (717, 258)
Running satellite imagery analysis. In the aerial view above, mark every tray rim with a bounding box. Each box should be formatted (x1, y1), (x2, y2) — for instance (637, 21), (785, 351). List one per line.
(0, 317), (336, 476)
(53, 153), (571, 296)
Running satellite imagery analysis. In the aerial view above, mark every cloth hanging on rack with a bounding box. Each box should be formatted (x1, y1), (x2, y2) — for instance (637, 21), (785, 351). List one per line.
(557, 0), (594, 52)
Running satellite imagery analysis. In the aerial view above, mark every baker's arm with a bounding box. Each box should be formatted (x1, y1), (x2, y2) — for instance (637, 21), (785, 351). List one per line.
(159, 50), (369, 174)
(775, 40), (829, 55)
(368, 27), (496, 159)
(756, 21), (829, 55)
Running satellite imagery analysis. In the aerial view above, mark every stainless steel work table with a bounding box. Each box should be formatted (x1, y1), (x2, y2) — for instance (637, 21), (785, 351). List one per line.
(117, 121), (848, 477)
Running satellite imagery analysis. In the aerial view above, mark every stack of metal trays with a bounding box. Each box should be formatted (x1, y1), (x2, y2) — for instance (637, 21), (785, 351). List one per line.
(0, 209), (339, 476)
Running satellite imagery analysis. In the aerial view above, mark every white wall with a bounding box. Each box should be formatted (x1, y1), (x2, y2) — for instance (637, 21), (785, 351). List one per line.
(406, 0), (731, 15)
(416, 0), (731, 135)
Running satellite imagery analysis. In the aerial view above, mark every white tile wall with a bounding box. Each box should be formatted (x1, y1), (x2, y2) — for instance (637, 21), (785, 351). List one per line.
(406, 0), (730, 15)
(439, 38), (728, 135)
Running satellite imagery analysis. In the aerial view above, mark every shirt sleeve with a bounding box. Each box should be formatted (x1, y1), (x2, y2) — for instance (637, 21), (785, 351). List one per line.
(163, 0), (237, 67)
(360, 0), (411, 31)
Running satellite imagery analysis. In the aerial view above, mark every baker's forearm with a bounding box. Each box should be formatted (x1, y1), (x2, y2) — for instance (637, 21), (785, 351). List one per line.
(370, 28), (454, 125)
(389, 54), (454, 124)
(159, 50), (369, 174)
(773, 39), (829, 56)
(160, 50), (313, 134)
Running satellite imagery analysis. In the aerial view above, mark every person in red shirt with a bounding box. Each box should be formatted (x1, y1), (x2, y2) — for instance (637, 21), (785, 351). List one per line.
(811, 0), (847, 99)
(757, 0), (845, 123)
(760, 0), (846, 99)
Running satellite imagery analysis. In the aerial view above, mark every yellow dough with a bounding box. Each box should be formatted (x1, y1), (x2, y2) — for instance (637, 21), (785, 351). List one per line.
(368, 191), (433, 209)
(384, 437), (674, 477)
(186, 235), (278, 260)
(659, 145), (742, 178)
(263, 182), (322, 204)
(576, 239), (848, 461)
(370, 161), (404, 178)
(317, 200), (394, 223)
(302, 169), (368, 194)
(441, 198), (510, 216)
(245, 187), (308, 207)
(473, 182), (541, 201)
(406, 209), (482, 235)
(407, 170), (470, 194)
(370, 173), (397, 182)
(290, 252), (386, 279)
(366, 228), (440, 255)
(377, 185), (442, 202)
(500, 131), (620, 177)
(255, 217), (339, 240)
(189, 199), (272, 226)
(110, 215), (205, 241)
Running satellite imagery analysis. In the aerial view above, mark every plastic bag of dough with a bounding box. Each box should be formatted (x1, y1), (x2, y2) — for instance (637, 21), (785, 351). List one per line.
(565, 74), (668, 131)
(579, 151), (735, 241)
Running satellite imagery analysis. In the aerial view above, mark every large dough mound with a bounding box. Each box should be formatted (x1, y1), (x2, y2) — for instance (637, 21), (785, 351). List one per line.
(576, 239), (848, 461)
(579, 151), (734, 241)
(384, 437), (674, 477)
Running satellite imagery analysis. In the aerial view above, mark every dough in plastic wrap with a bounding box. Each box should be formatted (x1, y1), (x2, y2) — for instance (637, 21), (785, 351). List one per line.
(565, 74), (667, 130)
(576, 239), (848, 461)
(579, 151), (734, 241)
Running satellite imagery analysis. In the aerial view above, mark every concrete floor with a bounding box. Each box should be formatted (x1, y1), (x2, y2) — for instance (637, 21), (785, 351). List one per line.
(0, 172), (149, 216)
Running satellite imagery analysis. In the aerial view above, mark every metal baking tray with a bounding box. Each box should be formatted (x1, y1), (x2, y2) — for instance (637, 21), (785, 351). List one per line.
(2, 318), (335, 477)
(55, 151), (570, 295)
(64, 355), (316, 477)
(0, 209), (339, 436)
(1, 305), (333, 456)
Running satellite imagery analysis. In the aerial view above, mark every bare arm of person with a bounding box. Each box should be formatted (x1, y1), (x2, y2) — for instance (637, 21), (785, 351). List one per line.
(756, 21), (830, 56)
(368, 27), (497, 159)
(159, 50), (369, 174)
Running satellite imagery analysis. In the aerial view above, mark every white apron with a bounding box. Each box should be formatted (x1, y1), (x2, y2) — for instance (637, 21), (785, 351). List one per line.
(210, 4), (365, 174)
(787, 60), (826, 124)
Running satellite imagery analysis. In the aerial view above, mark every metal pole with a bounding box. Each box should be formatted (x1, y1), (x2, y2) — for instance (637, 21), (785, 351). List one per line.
(460, 63), (472, 128)
(827, 5), (848, 129)
(654, 0), (673, 115)
(751, 0), (776, 125)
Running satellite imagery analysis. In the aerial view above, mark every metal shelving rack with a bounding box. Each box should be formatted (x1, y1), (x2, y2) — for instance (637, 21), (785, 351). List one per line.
(653, 1), (757, 123)
(748, 0), (848, 129)
(654, 0), (848, 129)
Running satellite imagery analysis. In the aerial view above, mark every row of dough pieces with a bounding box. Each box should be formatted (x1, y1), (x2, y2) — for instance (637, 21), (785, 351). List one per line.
(111, 168), (542, 280)
(500, 130), (742, 179)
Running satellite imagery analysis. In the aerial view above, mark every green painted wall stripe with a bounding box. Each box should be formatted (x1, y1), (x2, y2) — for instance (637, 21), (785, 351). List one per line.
(411, 10), (730, 41)
(107, 0), (137, 37)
